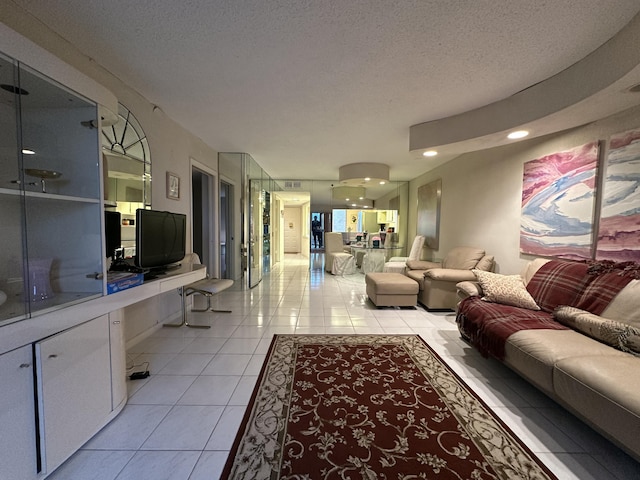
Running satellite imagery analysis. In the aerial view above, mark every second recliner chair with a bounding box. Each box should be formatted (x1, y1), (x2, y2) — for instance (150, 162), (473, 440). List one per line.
(405, 246), (494, 310)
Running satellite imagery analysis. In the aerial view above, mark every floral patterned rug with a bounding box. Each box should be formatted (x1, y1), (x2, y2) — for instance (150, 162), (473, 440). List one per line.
(221, 334), (557, 480)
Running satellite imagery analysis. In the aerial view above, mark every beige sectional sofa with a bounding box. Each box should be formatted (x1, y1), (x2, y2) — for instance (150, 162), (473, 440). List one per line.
(404, 246), (494, 310)
(456, 258), (640, 460)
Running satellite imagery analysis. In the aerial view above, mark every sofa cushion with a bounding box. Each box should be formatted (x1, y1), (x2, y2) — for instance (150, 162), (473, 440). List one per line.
(554, 306), (640, 355)
(473, 270), (539, 310)
(553, 355), (640, 459)
(505, 330), (629, 394)
(442, 247), (485, 270)
(521, 258), (550, 285)
(406, 260), (439, 271)
(456, 296), (564, 359)
(475, 255), (494, 272)
(601, 279), (640, 329)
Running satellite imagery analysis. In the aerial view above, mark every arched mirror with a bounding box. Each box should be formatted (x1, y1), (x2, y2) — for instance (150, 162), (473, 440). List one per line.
(101, 103), (151, 258)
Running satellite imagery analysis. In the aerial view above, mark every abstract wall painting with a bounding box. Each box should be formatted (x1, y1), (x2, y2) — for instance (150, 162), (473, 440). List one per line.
(520, 141), (599, 260)
(596, 128), (640, 261)
(417, 179), (441, 249)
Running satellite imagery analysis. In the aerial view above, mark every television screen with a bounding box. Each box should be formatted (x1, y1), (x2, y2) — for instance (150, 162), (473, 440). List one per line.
(134, 209), (186, 269)
(104, 211), (121, 259)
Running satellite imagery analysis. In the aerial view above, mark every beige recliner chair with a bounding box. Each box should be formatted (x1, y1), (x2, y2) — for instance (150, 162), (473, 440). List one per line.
(405, 246), (494, 310)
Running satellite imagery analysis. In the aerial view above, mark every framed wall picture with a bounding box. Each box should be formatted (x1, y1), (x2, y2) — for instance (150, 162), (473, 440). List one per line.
(167, 171), (180, 200)
(520, 141), (599, 260)
(596, 127), (640, 261)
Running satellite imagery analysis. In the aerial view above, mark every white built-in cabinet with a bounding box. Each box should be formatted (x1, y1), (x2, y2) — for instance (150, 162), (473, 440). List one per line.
(0, 26), (205, 480)
(0, 345), (38, 479)
(36, 316), (112, 475)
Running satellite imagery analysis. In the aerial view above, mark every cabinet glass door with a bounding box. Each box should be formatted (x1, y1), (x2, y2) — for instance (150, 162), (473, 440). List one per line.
(0, 52), (104, 326)
(19, 63), (103, 316)
(0, 53), (27, 323)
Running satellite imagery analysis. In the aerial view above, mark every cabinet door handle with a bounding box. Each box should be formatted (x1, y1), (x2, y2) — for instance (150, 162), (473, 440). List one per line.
(112, 320), (121, 325)
(48, 354), (58, 359)
(19, 363), (31, 368)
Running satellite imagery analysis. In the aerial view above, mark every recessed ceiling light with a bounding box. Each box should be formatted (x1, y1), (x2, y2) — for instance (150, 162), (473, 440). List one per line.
(379, 181), (386, 185)
(345, 198), (350, 201)
(364, 177), (371, 182)
(508, 130), (529, 139)
(22, 149), (35, 155)
(359, 196), (364, 200)
(351, 203), (357, 207)
(423, 150), (438, 157)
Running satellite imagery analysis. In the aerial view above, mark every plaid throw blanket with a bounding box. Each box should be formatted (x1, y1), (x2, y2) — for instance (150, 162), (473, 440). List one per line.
(458, 260), (634, 359)
(525, 261), (590, 312)
(526, 260), (632, 314)
(456, 297), (567, 359)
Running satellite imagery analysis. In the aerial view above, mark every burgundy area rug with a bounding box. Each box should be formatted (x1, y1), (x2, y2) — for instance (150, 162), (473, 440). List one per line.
(221, 334), (557, 480)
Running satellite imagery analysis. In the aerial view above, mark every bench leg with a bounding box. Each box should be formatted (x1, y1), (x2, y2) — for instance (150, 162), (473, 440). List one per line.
(190, 295), (232, 313)
(163, 287), (211, 329)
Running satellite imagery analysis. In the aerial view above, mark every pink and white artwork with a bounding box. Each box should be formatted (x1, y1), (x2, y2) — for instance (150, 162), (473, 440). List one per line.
(520, 141), (599, 260)
(596, 128), (640, 261)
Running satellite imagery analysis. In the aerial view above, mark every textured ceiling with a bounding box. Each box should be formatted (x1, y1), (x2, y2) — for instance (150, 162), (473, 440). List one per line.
(12, 1), (640, 185)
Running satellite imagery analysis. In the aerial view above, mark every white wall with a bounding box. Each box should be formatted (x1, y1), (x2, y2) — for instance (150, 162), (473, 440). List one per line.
(408, 104), (640, 275)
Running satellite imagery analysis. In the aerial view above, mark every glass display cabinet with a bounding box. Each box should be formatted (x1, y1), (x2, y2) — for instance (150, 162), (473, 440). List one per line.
(0, 51), (103, 326)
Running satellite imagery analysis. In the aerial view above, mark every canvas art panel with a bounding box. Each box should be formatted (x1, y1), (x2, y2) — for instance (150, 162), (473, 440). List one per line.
(417, 179), (441, 249)
(596, 128), (640, 261)
(520, 141), (599, 260)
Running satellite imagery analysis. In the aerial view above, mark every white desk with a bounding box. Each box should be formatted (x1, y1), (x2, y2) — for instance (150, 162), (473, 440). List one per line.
(0, 261), (206, 357)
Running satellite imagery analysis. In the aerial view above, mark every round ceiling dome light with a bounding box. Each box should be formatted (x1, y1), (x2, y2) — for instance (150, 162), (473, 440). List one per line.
(423, 150), (438, 157)
(339, 163), (389, 187)
(507, 130), (529, 140)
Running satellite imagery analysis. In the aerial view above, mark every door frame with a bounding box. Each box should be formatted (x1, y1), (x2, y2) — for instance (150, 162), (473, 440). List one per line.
(190, 158), (219, 277)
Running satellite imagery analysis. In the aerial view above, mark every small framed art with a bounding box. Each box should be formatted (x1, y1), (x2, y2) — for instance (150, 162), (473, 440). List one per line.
(167, 172), (180, 200)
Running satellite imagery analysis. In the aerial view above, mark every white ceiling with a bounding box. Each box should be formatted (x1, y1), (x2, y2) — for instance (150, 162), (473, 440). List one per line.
(12, 1), (640, 189)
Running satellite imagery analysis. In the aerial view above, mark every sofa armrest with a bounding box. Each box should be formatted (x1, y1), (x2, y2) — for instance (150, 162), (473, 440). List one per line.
(424, 268), (477, 282)
(406, 260), (440, 270)
(456, 281), (482, 299)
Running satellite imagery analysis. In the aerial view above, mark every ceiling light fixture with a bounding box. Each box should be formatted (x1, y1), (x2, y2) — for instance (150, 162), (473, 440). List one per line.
(423, 150), (438, 157)
(22, 149), (35, 155)
(507, 130), (529, 139)
(339, 162), (389, 187)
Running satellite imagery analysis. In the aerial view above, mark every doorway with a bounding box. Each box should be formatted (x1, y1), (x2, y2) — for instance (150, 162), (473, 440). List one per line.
(191, 163), (217, 277)
(219, 180), (233, 279)
(311, 212), (327, 251)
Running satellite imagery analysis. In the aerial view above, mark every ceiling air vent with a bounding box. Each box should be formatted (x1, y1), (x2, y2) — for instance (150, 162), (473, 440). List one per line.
(284, 181), (301, 189)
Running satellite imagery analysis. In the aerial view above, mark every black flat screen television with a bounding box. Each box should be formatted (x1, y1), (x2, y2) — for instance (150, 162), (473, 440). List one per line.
(104, 211), (121, 259)
(134, 208), (186, 270)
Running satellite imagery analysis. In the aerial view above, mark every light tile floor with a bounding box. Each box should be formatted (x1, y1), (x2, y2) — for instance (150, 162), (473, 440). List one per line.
(49, 254), (640, 480)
